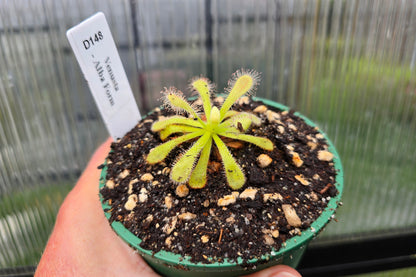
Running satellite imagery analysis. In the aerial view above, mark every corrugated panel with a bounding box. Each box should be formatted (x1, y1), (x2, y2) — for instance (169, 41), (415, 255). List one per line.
(0, 0), (415, 270)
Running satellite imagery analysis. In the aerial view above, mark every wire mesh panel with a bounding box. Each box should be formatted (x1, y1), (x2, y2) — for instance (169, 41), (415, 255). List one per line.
(0, 0), (415, 272)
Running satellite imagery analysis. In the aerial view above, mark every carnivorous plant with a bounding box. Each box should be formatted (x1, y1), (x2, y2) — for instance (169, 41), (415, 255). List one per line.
(146, 69), (274, 190)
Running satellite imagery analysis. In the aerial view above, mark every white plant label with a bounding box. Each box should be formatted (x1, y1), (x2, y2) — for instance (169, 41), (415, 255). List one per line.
(66, 12), (141, 140)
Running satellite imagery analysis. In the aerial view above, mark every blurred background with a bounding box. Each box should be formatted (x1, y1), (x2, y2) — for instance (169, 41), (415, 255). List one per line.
(0, 0), (415, 276)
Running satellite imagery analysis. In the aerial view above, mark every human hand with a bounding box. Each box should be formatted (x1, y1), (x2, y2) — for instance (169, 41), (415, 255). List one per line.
(36, 138), (301, 277)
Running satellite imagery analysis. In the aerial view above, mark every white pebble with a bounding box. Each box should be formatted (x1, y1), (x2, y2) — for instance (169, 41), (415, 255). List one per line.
(318, 150), (334, 161)
(239, 188), (258, 200)
(282, 204), (302, 227)
(257, 154), (273, 168)
(124, 194), (138, 211)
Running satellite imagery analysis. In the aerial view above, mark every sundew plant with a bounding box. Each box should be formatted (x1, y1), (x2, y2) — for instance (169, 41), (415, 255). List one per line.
(146, 69), (274, 190)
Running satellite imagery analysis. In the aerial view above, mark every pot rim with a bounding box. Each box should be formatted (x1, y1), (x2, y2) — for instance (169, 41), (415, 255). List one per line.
(99, 96), (344, 268)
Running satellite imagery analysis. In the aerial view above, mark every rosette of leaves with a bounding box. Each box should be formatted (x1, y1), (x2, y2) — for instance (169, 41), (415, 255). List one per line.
(146, 69), (274, 190)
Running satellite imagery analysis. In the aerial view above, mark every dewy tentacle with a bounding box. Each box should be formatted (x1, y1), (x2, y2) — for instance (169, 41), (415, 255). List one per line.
(165, 88), (202, 121)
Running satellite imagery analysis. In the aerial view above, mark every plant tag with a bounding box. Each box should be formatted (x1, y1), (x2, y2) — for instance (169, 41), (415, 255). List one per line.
(66, 12), (141, 140)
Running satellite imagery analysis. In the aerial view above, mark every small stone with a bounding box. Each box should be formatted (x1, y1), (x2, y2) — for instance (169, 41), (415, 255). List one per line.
(266, 110), (280, 123)
(162, 167), (171, 175)
(278, 125), (285, 134)
(295, 174), (310, 186)
(291, 152), (303, 167)
(226, 141), (244, 149)
(214, 96), (224, 104)
(119, 169), (130, 179)
(217, 192), (239, 206)
(263, 193), (283, 202)
(238, 96), (250, 105)
(263, 234), (274, 245)
(106, 179), (115, 189)
(126, 211), (135, 221)
(271, 230), (280, 238)
(176, 184), (189, 198)
(257, 154), (273, 168)
(239, 188), (258, 200)
(313, 174), (321, 180)
(289, 228), (302, 236)
(288, 124), (297, 131)
(124, 194), (138, 211)
(139, 188), (148, 203)
(165, 196), (174, 209)
(307, 141), (317, 150)
(152, 180), (159, 186)
(226, 216), (235, 224)
(202, 199), (210, 207)
(128, 178), (138, 194)
(165, 236), (173, 248)
(282, 204), (302, 227)
(201, 235), (210, 243)
(140, 173), (154, 182)
(144, 214), (153, 223)
(306, 135), (316, 141)
(318, 150), (334, 161)
(162, 217), (177, 235)
(253, 105), (268, 113)
(315, 133), (324, 139)
(310, 191), (319, 202)
(178, 212), (197, 220)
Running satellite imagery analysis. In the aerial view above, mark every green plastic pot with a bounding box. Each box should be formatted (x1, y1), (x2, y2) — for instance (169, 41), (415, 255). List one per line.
(99, 97), (344, 277)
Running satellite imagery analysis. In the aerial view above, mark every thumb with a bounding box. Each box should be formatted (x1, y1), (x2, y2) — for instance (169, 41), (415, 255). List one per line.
(244, 265), (302, 277)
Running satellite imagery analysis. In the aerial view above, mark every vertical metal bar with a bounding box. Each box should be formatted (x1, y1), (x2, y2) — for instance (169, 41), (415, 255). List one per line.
(129, 0), (148, 112)
(205, 0), (213, 80)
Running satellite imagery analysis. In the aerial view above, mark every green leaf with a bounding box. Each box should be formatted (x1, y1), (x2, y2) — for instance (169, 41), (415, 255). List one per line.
(146, 131), (204, 164)
(170, 133), (211, 184)
(218, 112), (261, 132)
(213, 134), (246, 190)
(218, 132), (274, 151)
(191, 78), (212, 121)
(160, 125), (202, 140)
(188, 137), (212, 188)
(220, 72), (258, 120)
(151, 116), (203, 132)
(165, 89), (200, 119)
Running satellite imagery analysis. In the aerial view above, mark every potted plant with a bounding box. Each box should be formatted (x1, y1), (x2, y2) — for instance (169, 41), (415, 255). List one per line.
(99, 69), (343, 277)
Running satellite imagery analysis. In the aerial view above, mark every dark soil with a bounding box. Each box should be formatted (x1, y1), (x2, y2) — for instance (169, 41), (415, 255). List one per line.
(99, 97), (339, 265)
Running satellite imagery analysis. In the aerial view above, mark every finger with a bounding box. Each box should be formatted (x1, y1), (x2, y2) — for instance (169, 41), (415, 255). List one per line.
(243, 265), (302, 277)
